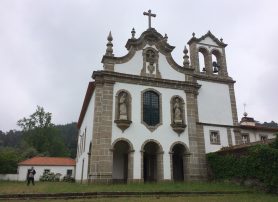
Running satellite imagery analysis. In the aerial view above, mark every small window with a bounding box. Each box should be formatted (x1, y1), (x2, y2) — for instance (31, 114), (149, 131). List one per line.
(67, 169), (73, 176)
(210, 131), (220, 145)
(44, 169), (50, 174)
(242, 134), (249, 144)
(260, 135), (267, 142)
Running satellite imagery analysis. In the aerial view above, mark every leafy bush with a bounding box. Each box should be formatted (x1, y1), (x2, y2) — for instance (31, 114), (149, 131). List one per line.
(39, 172), (61, 182)
(207, 141), (278, 193)
(62, 175), (75, 182)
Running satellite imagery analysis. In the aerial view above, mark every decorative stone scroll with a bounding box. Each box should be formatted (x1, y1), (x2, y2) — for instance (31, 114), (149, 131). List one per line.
(114, 90), (132, 132)
(170, 96), (186, 135)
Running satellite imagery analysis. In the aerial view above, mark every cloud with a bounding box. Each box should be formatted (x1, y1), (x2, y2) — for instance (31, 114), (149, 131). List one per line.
(1, 0), (278, 131)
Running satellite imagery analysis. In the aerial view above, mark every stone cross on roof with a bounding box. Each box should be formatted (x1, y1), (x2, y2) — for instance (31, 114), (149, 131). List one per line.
(143, 9), (156, 29)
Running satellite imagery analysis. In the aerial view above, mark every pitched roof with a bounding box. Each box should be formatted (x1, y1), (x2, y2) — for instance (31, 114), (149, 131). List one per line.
(18, 157), (76, 166)
(77, 82), (95, 128)
(240, 124), (278, 132)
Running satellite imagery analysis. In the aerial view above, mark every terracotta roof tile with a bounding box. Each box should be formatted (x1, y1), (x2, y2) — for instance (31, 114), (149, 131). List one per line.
(18, 157), (75, 166)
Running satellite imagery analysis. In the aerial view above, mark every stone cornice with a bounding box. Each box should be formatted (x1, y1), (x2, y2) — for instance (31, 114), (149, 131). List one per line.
(92, 70), (201, 93)
(197, 122), (239, 128)
(194, 73), (236, 84)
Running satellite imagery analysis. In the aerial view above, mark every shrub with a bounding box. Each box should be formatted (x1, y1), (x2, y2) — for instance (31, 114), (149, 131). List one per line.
(62, 175), (75, 183)
(207, 143), (278, 193)
(39, 172), (61, 182)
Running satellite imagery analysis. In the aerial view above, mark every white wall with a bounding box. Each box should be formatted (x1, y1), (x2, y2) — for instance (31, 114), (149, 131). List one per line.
(240, 129), (276, 142)
(114, 45), (185, 81)
(75, 92), (95, 181)
(203, 126), (229, 153)
(197, 80), (233, 125)
(18, 165), (75, 181)
(112, 83), (189, 180)
(0, 174), (18, 181)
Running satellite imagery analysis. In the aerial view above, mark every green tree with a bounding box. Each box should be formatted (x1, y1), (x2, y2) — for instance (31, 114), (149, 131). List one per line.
(56, 122), (78, 158)
(0, 147), (19, 174)
(17, 106), (69, 157)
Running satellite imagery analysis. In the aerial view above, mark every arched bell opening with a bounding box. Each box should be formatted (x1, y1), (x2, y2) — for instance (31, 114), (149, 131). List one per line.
(211, 49), (222, 75)
(198, 47), (210, 73)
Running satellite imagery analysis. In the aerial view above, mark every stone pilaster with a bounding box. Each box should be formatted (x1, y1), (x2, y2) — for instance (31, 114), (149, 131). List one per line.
(205, 53), (213, 75)
(227, 128), (233, 146)
(89, 81), (114, 183)
(127, 150), (134, 181)
(186, 92), (207, 181)
(189, 42), (199, 73)
(157, 151), (164, 181)
(220, 48), (228, 77)
(228, 83), (241, 145)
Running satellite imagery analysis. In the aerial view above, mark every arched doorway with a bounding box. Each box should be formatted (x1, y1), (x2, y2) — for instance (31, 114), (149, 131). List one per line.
(112, 140), (133, 183)
(170, 142), (189, 181)
(142, 141), (163, 182)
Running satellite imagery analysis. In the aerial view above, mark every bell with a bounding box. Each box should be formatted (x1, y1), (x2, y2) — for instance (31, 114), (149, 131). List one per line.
(213, 66), (219, 73)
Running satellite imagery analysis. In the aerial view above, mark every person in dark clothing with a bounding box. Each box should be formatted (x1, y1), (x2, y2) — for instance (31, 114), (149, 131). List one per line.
(27, 167), (36, 186)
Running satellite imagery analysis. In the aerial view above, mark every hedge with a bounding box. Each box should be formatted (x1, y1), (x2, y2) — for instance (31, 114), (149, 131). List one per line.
(207, 139), (278, 193)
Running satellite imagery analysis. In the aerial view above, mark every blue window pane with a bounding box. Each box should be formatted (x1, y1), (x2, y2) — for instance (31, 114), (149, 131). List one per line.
(143, 91), (159, 126)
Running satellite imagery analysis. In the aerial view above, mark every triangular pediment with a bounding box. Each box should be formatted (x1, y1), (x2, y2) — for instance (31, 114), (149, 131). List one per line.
(188, 31), (227, 47)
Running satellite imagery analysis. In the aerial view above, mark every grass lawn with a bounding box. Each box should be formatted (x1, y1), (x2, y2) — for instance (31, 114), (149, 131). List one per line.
(0, 181), (250, 194)
(0, 181), (277, 202)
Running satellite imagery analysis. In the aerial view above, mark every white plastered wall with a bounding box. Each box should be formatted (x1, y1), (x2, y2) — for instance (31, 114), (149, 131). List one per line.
(240, 129), (276, 142)
(114, 45), (185, 81)
(18, 165), (75, 181)
(203, 126), (229, 153)
(75, 92), (95, 181)
(111, 83), (189, 180)
(197, 80), (233, 125)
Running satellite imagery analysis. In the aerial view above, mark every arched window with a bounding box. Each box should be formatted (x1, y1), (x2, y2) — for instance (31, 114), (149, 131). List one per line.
(143, 91), (160, 126)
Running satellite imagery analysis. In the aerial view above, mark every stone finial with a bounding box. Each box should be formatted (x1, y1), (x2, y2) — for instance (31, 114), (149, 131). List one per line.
(164, 33), (168, 41)
(183, 46), (190, 67)
(220, 38), (223, 42)
(192, 32), (195, 37)
(105, 31), (114, 56)
(131, 28), (136, 39)
(243, 103), (248, 117)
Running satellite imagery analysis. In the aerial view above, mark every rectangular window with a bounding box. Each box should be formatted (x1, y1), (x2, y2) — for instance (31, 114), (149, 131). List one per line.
(67, 169), (73, 176)
(44, 169), (50, 174)
(210, 130), (220, 145)
(241, 134), (250, 144)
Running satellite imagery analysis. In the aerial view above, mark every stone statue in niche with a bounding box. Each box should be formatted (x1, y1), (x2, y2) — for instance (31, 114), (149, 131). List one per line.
(146, 50), (156, 74)
(119, 92), (128, 120)
(173, 98), (182, 124)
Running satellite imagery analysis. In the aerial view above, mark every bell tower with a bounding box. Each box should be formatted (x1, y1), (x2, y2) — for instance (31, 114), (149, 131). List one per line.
(188, 31), (228, 77)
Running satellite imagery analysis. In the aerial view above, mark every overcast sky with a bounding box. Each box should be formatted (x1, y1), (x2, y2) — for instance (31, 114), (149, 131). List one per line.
(1, 0), (278, 132)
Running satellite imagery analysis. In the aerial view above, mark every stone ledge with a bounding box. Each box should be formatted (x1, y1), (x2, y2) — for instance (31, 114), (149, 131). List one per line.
(0, 191), (252, 200)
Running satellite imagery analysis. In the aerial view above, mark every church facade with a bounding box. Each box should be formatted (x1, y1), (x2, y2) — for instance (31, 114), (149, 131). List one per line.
(75, 11), (242, 183)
